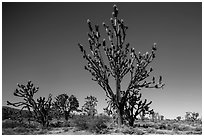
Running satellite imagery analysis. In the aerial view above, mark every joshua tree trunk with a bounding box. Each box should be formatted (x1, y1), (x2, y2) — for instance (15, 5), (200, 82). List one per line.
(116, 74), (123, 127)
(64, 110), (70, 121)
(117, 106), (124, 127)
(129, 118), (134, 127)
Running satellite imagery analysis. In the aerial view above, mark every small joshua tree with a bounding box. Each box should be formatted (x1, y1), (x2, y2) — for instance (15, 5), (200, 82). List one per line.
(192, 112), (199, 121)
(82, 95), (98, 117)
(78, 5), (164, 127)
(7, 81), (52, 127)
(160, 115), (164, 121)
(35, 95), (52, 127)
(177, 116), (181, 121)
(124, 91), (154, 126)
(185, 112), (199, 121)
(52, 94), (79, 121)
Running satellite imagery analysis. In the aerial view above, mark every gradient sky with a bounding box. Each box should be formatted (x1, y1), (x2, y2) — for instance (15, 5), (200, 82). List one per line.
(2, 2), (202, 119)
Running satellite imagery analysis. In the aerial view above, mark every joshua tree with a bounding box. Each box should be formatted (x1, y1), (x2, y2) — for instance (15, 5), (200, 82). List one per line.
(123, 91), (154, 126)
(192, 112), (199, 121)
(177, 116), (181, 121)
(185, 112), (199, 121)
(160, 115), (164, 121)
(7, 81), (52, 127)
(53, 94), (79, 121)
(82, 95), (98, 117)
(78, 5), (164, 127)
(35, 95), (52, 127)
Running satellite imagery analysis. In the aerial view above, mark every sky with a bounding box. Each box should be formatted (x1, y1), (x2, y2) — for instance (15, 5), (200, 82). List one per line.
(2, 2), (202, 119)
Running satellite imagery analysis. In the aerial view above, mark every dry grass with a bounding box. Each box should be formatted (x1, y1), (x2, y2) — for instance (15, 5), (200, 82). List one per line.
(2, 117), (202, 135)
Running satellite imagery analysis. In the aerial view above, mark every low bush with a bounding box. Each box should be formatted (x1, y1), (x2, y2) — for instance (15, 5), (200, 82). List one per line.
(37, 129), (49, 135)
(62, 121), (71, 127)
(134, 121), (159, 129)
(2, 119), (26, 128)
(158, 123), (167, 130)
(88, 117), (109, 133)
(178, 124), (191, 131)
(2, 129), (18, 135)
(165, 124), (172, 130)
(172, 123), (179, 131)
(120, 125), (135, 134)
(194, 126), (202, 132)
(72, 115), (90, 130)
(50, 121), (64, 128)
(2, 126), (35, 135)
(155, 130), (171, 134)
(13, 127), (31, 134)
(146, 127), (156, 134)
(133, 128), (146, 135)
(71, 115), (111, 134)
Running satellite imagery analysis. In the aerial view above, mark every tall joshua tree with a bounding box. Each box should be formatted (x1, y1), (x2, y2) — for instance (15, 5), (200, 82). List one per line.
(78, 5), (164, 127)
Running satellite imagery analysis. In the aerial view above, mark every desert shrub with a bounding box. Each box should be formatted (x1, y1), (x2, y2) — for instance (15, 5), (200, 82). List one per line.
(13, 127), (30, 134)
(147, 122), (156, 128)
(134, 123), (141, 127)
(63, 127), (70, 132)
(120, 125), (135, 134)
(172, 123), (179, 131)
(135, 121), (157, 129)
(139, 123), (149, 128)
(37, 129), (49, 135)
(134, 122), (145, 128)
(158, 122), (167, 130)
(2, 119), (26, 128)
(2, 128), (16, 135)
(177, 124), (191, 131)
(71, 114), (111, 133)
(87, 115), (111, 134)
(88, 118), (108, 133)
(152, 123), (159, 129)
(146, 127), (156, 134)
(24, 120), (40, 129)
(155, 130), (172, 134)
(2, 126), (34, 135)
(49, 121), (64, 128)
(62, 121), (71, 127)
(133, 128), (146, 135)
(166, 124), (173, 130)
(72, 115), (90, 130)
(112, 125), (145, 135)
(194, 126), (202, 132)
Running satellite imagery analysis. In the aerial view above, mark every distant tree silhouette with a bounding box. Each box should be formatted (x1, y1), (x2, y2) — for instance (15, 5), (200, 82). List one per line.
(7, 81), (52, 127)
(185, 112), (199, 121)
(78, 5), (164, 127)
(82, 95), (98, 117)
(177, 116), (181, 121)
(52, 94), (79, 120)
